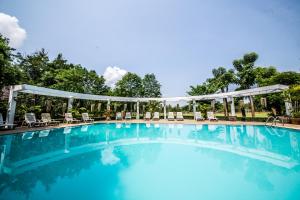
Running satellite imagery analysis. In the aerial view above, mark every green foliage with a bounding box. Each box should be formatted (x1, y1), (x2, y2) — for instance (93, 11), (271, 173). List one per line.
(114, 72), (143, 97)
(0, 35), (22, 89)
(233, 52), (258, 90)
(142, 73), (161, 97)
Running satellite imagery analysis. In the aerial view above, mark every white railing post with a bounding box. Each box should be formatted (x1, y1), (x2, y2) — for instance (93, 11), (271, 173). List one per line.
(193, 100), (196, 120)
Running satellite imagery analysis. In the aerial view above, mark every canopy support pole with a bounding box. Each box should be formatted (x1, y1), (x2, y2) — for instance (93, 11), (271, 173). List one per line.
(67, 98), (74, 112)
(6, 86), (18, 125)
(193, 100), (196, 120)
(231, 97), (236, 116)
(163, 100), (167, 120)
(136, 101), (140, 120)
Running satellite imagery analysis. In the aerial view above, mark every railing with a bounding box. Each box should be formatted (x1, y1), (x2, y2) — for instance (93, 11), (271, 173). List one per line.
(265, 116), (285, 126)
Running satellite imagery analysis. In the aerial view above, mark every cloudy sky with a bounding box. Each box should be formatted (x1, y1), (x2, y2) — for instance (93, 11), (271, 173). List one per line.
(0, 0), (300, 97)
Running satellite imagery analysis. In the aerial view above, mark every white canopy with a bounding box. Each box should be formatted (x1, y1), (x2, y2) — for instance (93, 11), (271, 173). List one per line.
(11, 84), (289, 102)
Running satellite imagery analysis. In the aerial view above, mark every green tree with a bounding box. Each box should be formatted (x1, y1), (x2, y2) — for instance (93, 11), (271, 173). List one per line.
(114, 72), (143, 97)
(233, 52), (259, 117)
(209, 67), (236, 117)
(254, 66), (278, 86)
(0, 35), (22, 89)
(142, 73), (161, 97)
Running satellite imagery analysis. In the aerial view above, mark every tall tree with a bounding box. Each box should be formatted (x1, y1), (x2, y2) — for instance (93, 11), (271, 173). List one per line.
(114, 72), (143, 97)
(209, 67), (236, 116)
(233, 52), (259, 117)
(142, 73), (161, 97)
(0, 35), (22, 90)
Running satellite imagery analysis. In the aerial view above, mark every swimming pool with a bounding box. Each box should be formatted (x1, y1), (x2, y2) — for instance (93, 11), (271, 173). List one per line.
(0, 123), (299, 200)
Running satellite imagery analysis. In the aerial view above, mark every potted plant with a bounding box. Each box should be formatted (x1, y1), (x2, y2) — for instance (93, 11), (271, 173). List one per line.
(291, 111), (300, 125)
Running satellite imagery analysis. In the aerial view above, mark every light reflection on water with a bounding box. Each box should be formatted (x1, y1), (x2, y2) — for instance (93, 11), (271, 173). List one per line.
(0, 123), (299, 200)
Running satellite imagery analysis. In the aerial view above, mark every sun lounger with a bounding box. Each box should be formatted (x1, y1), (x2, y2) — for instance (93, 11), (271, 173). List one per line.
(41, 113), (60, 126)
(82, 113), (94, 123)
(23, 113), (47, 127)
(64, 113), (81, 123)
(176, 112), (184, 121)
(168, 112), (175, 121)
(195, 112), (204, 121)
(207, 112), (218, 121)
(116, 112), (123, 120)
(153, 112), (160, 121)
(145, 112), (151, 120)
(0, 113), (17, 130)
(125, 112), (131, 120)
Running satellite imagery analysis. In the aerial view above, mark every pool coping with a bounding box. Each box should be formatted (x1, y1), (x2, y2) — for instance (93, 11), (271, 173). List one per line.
(0, 119), (299, 135)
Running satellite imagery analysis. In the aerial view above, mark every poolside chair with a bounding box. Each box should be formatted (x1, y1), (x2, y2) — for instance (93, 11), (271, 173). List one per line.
(125, 112), (131, 120)
(153, 112), (160, 121)
(41, 113), (60, 126)
(145, 112), (151, 120)
(64, 113), (81, 123)
(195, 112), (204, 121)
(168, 112), (175, 121)
(0, 113), (17, 130)
(116, 112), (123, 120)
(82, 113), (94, 123)
(23, 113), (47, 127)
(176, 112), (184, 121)
(207, 112), (218, 121)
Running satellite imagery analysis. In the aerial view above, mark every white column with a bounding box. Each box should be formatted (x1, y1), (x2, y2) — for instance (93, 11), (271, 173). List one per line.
(193, 100), (196, 120)
(211, 99), (215, 112)
(6, 86), (18, 125)
(136, 101), (140, 120)
(285, 100), (293, 116)
(67, 97), (74, 112)
(231, 97), (236, 116)
(107, 99), (111, 111)
(163, 100), (167, 120)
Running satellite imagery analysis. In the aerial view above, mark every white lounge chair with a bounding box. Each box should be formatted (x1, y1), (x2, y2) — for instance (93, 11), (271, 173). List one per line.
(125, 112), (131, 120)
(64, 113), (81, 123)
(153, 112), (160, 121)
(195, 112), (204, 121)
(176, 112), (184, 121)
(116, 112), (123, 120)
(168, 112), (175, 121)
(82, 113), (94, 123)
(145, 112), (151, 120)
(0, 113), (16, 130)
(41, 113), (60, 126)
(23, 113), (47, 127)
(207, 112), (218, 121)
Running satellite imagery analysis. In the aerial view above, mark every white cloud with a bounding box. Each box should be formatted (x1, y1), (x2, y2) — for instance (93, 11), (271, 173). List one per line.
(103, 66), (127, 88)
(101, 147), (120, 165)
(0, 13), (26, 48)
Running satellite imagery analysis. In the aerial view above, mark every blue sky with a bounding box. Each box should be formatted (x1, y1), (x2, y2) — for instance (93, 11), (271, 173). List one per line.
(1, 0), (300, 97)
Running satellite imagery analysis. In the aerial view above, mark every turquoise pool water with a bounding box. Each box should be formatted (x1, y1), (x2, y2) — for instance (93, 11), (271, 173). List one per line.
(0, 123), (299, 200)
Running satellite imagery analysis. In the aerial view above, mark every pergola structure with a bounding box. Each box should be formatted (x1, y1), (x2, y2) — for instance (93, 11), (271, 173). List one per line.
(6, 84), (290, 124)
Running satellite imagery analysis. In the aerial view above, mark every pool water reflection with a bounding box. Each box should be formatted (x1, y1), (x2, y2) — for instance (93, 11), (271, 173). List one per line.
(0, 123), (299, 200)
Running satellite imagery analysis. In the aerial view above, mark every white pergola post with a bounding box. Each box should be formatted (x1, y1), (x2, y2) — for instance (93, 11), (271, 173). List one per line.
(67, 97), (74, 112)
(193, 100), (196, 120)
(211, 99), (215, 112)
(107, 99), (111, 111)
(163, 100), (167, 120)
(231, 97), (236, 116)
(285, 100), (293, 116)
(136, 101), (140, 120)
(6, 86), (18, 124)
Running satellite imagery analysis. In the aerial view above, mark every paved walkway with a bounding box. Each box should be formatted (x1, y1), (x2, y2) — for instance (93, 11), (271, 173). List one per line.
(1, 119), (299, 135)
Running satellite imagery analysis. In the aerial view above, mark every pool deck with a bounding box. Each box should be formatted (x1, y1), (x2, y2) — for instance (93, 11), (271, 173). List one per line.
(1, 119), (300, 135)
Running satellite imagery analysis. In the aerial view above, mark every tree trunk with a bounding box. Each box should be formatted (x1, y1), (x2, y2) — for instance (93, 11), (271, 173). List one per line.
(223, 98), (228, 117)
(249, 96), (255, 118)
